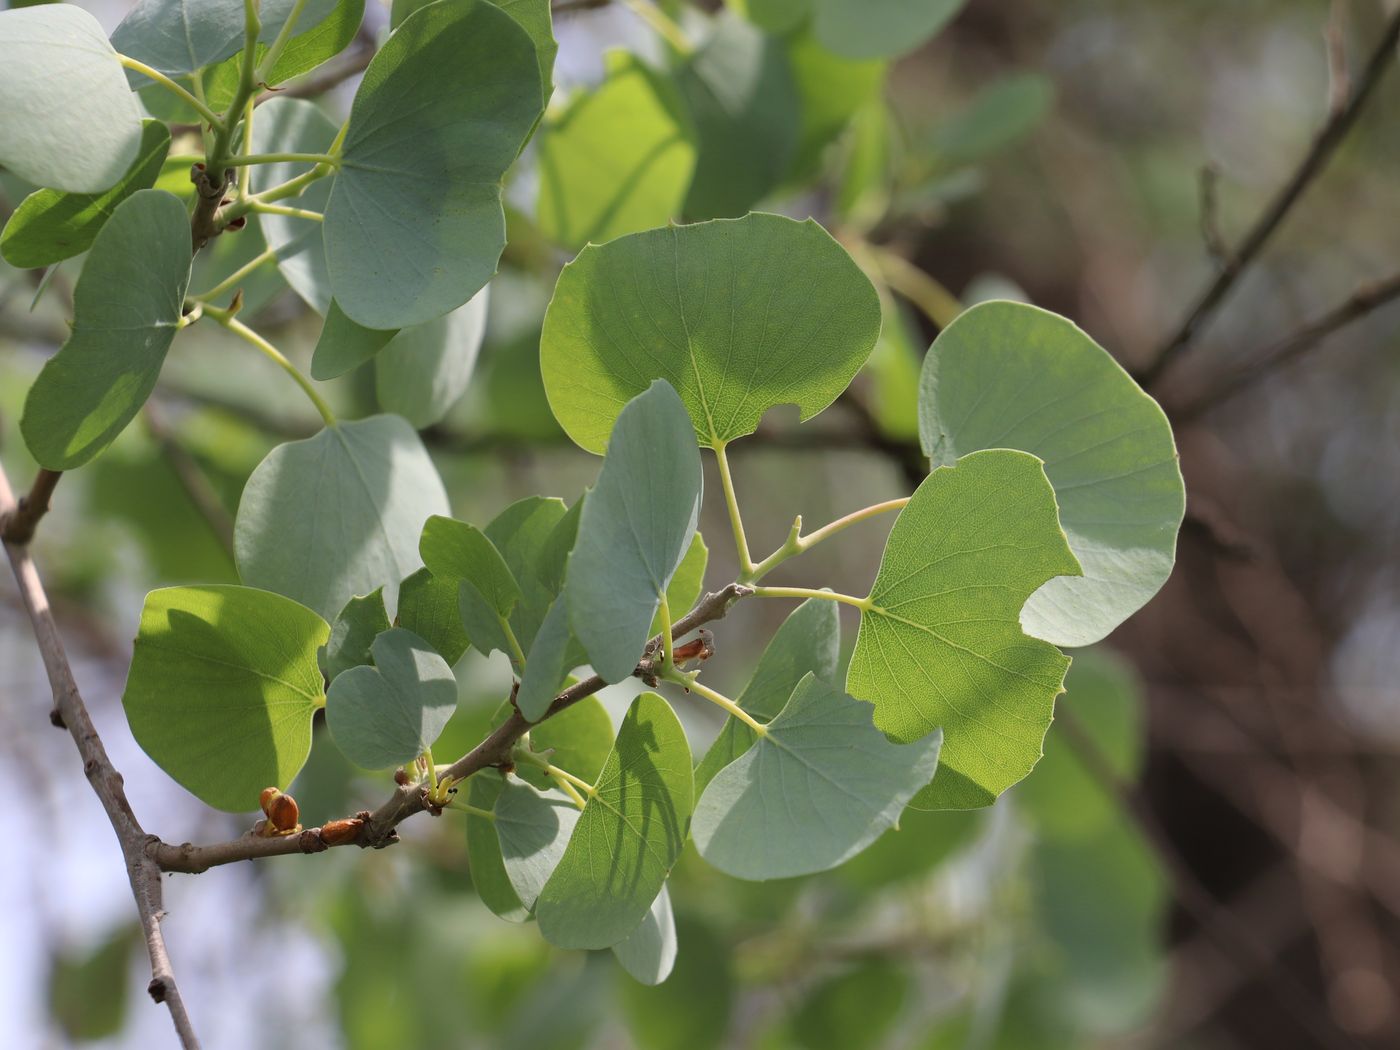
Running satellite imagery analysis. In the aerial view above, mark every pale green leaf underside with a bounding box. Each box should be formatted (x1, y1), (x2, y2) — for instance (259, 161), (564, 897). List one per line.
(1, 120), (171, 269)
(122, 585), (328, 812)
(919, 301), (1184, 647)
(111, 0), (340, 77)
(234, 415), (450, 621)
(694, 597), (839, 796)
(537, 51), (694, 251)
(536, 693), (693, 949)
(395, 567), (469, 665)
(540, 212), (881, 452)
(566, 381), (702, 682)
(693, 674), (942, 879)
(814, 0), (966, 60)
(847, 448), (1081, 810)
(375, 286), (489, 428)
(466, 775), (529, 923)
(325, 588), (390, 683)
(612, 886), (677, 985)
(324, 0), (543, 329)
(311, 300), (398, 380)
(516, 596), (575, 721)
(0, 6), (143, 194)
(495, 779), (582, 912)
(326, 628), (457, 769)
(21, 190), (191, 470)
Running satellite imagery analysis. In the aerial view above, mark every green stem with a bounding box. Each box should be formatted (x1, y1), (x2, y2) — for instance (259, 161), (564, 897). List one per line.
(189, 246), (277, 302)
(445, 799), (495, 821)
(116, 56), (224, 128)
(220, 163), (334, 226)
(203, 307), (338, 428)
(745, 498), (910, 582)
(223, 152), (342, 168)
(712, 441), (755, 576)
(665, 669), (767, 736)
(250, 202), (324, 222)
(552, 775), (589, 810)
(867, 244), (963, 330)
(237, 98), (255, 199)
(516, 747), (595, 802)
(255, 0), (310, 82)
(499, 615), (527, 673)
(657, 592), (674, 672)
(620, 0), (693, 53)
(751, 585), (872, 612)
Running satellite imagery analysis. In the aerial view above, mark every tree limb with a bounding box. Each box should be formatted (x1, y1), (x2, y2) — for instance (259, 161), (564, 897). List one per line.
(0, 463), (202, 1050)
(0, 468), (61, 545)
(1139, 8), (1400, 386)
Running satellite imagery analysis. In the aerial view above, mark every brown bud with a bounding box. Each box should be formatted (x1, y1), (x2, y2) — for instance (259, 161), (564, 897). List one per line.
(259, 787), (280, 816)
(394, 767), (410, 786)
(260, 788), (300, 832)
(225, 216), (247, 231)
(318, 817), (364, 847)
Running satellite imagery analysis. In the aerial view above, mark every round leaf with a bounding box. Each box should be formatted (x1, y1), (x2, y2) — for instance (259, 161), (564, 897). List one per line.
(111, 0), (341, 78)
(326, 628), (457, 769)
(847, 448), (1082, 810)
(918, 301), (1184, 647)
(375, 286), (489, 428)
(234, 415), (450, 620)
(0, 6), (143, 193)
(325, 588), (390, 682)
(122, 585), (329, 812)
(612, 886), (677, 985)
(541, 212), (881, 452)
(464, 775), (530, 922)
(495, 780), (583, 912)
(324, 0), (544, 329)
(692, 674), (942, 879)
(21, 190), (191, 469)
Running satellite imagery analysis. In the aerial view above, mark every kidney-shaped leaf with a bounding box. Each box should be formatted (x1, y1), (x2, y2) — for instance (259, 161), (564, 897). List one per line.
(693, 674), (942, 879)
(541, 212), (880, 452)
(0, 6), (143, 194)
(566, 381), (702, 682)
(326, 628), (456, 769)
(694, 596), (839, 795)
(324, 0), (544, 329)
(847, 448), (1081, 810)
(111, 0), (340, 78)
(919, 301), (1184, 648)
(495, 779), (583, 913)
(234, 415), (450, 620)
(2, 120), (170, 269)
(122, 585), (329, 812)
(612, 885), (677, 985)
(21, 190), (191, 470)
(324, 588), (390, 683)
(536, 693), (693, 949)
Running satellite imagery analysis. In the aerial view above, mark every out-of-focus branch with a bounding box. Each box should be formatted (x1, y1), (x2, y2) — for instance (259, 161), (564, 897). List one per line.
(0, 468), (61, 545)
(0, 463), (201, 1049)
(141, 403), (236, 558)
(1140, 8), (1400, 386)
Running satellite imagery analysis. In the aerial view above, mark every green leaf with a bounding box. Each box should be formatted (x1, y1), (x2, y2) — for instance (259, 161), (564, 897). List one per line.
(537, 52), (695, 250)
(678, 13), (798, 219)
(693, 674), (941, 879)
(846, 448), (1082, 810)
(495, 779), (583, 912)
(249, 97), (337, 313)
(311, 300), (398, 380)
(465, 775), (530, 922)
(516, 597), (576, 720)
(122, 585), (329, 812)
(650, 532), (708, 635)
(517, 694), (614, 791)
(234, 415), (450, 620)
(612, 886), (676, 985)
(725, 0), (810, 33)
(1016, 648), (1143, 840)
(375, 287), (489, 428)
(324, 0), (544, 329)
(786, 29), (886, 180)
(493, 0), (557, 101)
(0, 6), (143, 193)
(694, 597), (839, 795)
(20, 191), (191, 469)
(47, 924), (137, 1042)
(325, 588), (390, 682)
(918, 301), (1184, 647)
(111, 0), (341, 78)
(541, 213), (881, 452)
(791, 959), (908, 1050)
(396, 567), (470, 665)
(813, 0), (966, 60)
(1, 120), (170, 269)
(538, 496), (583, 595)
(931, 73), (1054, 167)
(420, 515), (521, 618)
(566, 381), (702, 682)
(263, 0), (365, 87)
(326, 628), (457, 769)
(536, 693), (693, 949)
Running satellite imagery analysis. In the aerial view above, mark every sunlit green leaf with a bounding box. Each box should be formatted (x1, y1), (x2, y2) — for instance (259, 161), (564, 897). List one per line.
(396, 567), (470, 665)
(235, 415), (450, 620)
(847, 448), (1082, 809)
(918, 301), (1184, 647)
(1, 121), (170, 269)
(612, 886), (677, 985)
(536, 693), (693, 948)
(517, 694), (614, 791)
(325, 588), (389, 682)
(693, 674), (941, 879)
(0, 6), (143, 193)
(21, 191), (190, 469)
(375, 287), (489, 428)
(326, 628), (457, 769)
(122, 585), (329, 812)
(542, 213), (880, 452)
(566, 381), (702, 682)
(324, 0), (544, 328)
(786, 28), (886, 180)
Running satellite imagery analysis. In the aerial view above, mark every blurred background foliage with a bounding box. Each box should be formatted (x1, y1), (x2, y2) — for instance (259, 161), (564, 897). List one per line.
(2, 0), (1400, 1047)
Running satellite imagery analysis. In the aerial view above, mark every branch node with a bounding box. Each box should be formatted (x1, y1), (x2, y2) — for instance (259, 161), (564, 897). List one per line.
(148, 977), (169, 1004)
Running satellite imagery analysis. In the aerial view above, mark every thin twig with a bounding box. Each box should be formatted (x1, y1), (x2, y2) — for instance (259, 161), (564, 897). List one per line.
(0, 464), (201, 1049)
(1140, 8), (1400, 386)
(1197, 164), (1232, 270)
(0, 468), (61, 545)
(1175, 271), (1400, 420)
